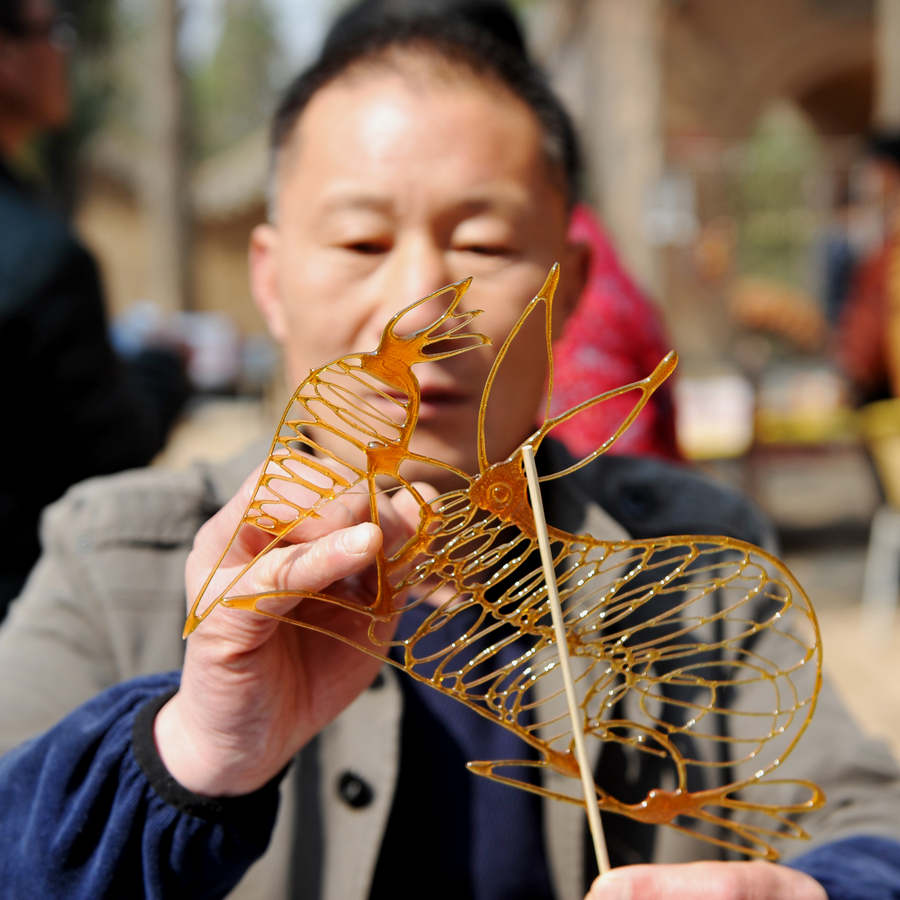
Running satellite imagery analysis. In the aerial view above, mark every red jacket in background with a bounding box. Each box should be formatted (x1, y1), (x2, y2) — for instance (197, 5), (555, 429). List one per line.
(547, 205), (680, 461)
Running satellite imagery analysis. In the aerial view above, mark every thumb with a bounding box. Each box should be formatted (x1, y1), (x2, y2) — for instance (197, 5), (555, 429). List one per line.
(188, 522), (384, 651)
(252, 522), (382, 597)
(585, 870), (632, 900)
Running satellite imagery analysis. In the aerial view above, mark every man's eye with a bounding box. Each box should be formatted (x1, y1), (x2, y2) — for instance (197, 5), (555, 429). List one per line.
(343, 240), (389, 254)
(457, 244), (511, 256)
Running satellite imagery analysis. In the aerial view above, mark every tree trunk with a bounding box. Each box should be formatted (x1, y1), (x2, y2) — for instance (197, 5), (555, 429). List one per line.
(141, 0), (192, 312)
(875, 0), (900, 128)
(581, 0), (664, 295)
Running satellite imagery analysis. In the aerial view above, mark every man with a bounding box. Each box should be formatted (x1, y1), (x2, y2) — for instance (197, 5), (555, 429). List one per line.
(0, 0), (188, 616)
(1, 14), (898, 900)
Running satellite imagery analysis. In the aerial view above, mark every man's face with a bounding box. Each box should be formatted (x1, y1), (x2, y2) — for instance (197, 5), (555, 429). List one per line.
(0, 0), (69, 137)
(250, 62), (583, 491)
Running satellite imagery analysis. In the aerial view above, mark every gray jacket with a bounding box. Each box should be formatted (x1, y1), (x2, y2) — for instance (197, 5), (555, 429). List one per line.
(1, 442), (898, 899)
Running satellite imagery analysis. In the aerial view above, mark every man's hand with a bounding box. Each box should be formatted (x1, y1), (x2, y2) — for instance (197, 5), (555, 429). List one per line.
(585, 860), (826, 899)
(154, 461), (423, 798)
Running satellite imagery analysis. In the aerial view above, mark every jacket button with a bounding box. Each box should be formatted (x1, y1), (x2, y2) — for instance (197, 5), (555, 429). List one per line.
(337, 771), (374, 808)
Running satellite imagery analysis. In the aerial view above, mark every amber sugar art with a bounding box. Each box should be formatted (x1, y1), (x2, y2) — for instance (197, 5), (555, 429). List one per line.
(185, 265), (825, 861)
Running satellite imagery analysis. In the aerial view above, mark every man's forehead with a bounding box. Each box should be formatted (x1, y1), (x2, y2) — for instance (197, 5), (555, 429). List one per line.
(277, 54), (536, 173)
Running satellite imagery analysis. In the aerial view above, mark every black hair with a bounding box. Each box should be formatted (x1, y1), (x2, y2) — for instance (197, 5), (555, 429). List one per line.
(0, 1), (29, 35)
(323, 0), (529, 58)
(267, 7), (581, 214)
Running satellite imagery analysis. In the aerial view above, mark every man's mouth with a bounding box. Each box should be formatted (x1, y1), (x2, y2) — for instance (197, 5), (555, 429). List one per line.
(362, 385), (469, 425)
(413, 385), (469, 417)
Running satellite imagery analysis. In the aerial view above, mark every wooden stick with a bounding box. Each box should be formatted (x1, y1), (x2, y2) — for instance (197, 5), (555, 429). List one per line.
(521, 443), (611, 876)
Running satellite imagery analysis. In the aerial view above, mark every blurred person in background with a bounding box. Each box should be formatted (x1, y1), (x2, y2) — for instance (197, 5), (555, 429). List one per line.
(0, 0), (189, 618)
(836, 131), (900, 404)
(552, 205), (679, 459)
(0, 4), (897, 900)
(819, 176), (857, 330)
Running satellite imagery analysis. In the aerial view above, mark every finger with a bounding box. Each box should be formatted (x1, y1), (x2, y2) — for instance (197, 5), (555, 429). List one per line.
(586, 861), (827, 900)
(249, 450), (376, 542)
(202, 453), (372, 560)
(373, 481), (436, 556)
(189, 521), (383, 650)
(185, 463), (275, 618)
(188, 457), (373, 594)
(257, 522), (381, 592)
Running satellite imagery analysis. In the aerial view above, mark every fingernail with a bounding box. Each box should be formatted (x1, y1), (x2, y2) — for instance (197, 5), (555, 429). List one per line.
(341, 523), (376, 555)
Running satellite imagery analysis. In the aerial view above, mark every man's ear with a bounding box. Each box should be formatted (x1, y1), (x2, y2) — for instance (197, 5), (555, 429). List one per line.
(553, 236), (590, 333)
(249, 224), (288, 343)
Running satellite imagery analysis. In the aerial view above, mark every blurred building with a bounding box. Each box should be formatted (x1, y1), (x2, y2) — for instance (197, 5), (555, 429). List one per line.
(76, 128), (267, 337)
(57, 0), (900, 546)
(72, 0), (886, 349)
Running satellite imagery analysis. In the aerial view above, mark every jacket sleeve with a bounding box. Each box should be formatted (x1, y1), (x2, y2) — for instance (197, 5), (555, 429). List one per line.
(0, 468), (198, 756)
(0, 672), (281, 900)
(787, 834), (900, 900)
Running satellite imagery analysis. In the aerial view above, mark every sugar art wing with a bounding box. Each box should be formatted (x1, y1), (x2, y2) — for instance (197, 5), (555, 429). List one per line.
(185, 265), (824, 861)
(185, 278), (489, 632)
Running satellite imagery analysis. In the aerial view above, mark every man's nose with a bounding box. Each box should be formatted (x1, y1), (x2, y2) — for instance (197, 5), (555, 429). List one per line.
(376, 241), (458, 335)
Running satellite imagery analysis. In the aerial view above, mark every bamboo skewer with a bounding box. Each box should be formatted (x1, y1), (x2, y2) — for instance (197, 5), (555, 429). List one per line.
(521, 443), (611, 876)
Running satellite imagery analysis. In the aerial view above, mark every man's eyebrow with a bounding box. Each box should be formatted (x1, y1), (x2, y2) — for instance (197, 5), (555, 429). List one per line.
(452, 191), (529, 217)
(315, 190), (394, 216)
(313, 184), (532, 219)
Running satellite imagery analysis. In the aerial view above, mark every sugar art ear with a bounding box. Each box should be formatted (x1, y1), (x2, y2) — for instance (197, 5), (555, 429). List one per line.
(476, 265), (561, 472)
(380, 277), (489, 363)
(533, 351), (679, 483)
(474, 261), (678, 482)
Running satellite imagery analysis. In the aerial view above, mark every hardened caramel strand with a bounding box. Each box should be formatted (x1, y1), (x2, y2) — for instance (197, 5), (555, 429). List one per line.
(185, 264), (824, 860)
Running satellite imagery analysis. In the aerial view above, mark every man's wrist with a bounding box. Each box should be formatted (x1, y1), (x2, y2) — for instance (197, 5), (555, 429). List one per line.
(134, 688), (288, 822)
(152, 691), (267, 798)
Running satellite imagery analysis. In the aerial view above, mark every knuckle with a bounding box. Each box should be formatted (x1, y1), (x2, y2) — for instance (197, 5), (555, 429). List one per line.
(258, 533), (345, 595)
(259, 545), (307, 593)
